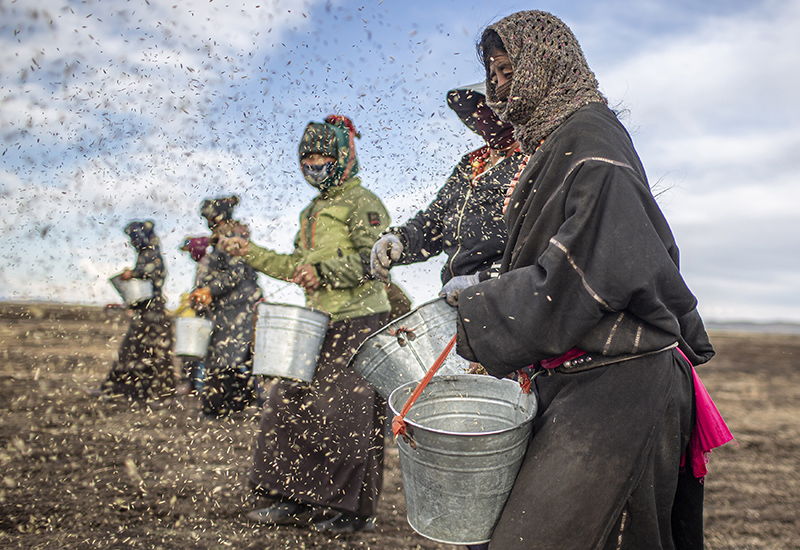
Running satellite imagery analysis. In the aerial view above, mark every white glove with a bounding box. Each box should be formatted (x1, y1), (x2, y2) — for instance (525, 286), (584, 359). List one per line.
(370, 233), (404, 283)
(439, 273), (480, 306)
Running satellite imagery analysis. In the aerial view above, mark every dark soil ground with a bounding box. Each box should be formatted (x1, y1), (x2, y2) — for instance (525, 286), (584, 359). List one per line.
(0, 302), (798, 549)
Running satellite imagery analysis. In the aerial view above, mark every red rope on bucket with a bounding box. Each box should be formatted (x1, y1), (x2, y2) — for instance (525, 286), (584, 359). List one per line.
(516, 369), (532, 394)
(392, 334), (458, 445)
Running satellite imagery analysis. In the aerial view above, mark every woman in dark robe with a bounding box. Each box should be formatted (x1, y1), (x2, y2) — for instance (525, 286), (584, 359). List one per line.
(447, 11), (729, 550)
(190, 197), (263, 418)
(99, 220), (174, 400)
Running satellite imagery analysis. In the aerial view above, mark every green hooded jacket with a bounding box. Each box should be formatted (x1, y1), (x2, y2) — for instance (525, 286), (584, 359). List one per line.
(244, 177), (391, 322)
(246, 116), (391, 322)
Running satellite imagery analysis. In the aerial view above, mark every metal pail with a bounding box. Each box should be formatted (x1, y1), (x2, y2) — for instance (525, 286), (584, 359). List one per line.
(348, 298), (469, 398)
(109, 274), (154, 307)
(173, 316), (213, 358)
(388, 375), (537, 545)
(252, 302), (330, 383)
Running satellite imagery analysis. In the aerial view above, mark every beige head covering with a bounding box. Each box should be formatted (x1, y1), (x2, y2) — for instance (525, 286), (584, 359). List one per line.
(481, 10), (606, 153)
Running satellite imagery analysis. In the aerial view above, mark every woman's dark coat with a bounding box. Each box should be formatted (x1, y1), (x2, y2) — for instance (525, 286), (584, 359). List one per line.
(392, 149), (526, 284)
(198, 246), (263, 416)
(103, 245), (173, 399)
(456, 103), (713, 549)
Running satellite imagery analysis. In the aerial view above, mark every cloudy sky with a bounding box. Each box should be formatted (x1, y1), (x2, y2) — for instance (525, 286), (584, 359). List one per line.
(1, 0), (798, 323)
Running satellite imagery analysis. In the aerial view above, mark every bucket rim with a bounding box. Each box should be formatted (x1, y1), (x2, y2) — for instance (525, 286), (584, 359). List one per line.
(174, 316), (213, 325)
(109, 273), (153, 285)
(347, 296), (451, 371)
(255, 300), (331, 319)
(407, 524), (490, 547)
(388, 374), (538, 438)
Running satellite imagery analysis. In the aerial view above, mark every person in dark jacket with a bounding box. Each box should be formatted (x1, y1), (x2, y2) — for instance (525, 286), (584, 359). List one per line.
(370, 83), (527, 303)
(98, 220), (174, 400)
(190, 197), (263, 418)
(447, 11), (730, 550)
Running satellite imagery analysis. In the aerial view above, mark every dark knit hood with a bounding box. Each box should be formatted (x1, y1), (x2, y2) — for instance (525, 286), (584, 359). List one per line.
(481, 10), (606, 154)
(446, 82), (516, 151)
(200, 195), (239, 230)
(125, 220), (158, 251)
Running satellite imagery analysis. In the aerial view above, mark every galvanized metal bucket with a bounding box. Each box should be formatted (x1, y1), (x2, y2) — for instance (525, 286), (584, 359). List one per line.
(348, 298), (470, 398)
(252, 302), (330, 383)
(173, 316), (213, 358)
(109, 274), (154, 307)
(388, 374), (537, 545)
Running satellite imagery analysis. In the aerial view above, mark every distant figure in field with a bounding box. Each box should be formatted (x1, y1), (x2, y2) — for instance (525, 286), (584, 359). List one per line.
(189, 196), (263, 418)
(96, 220), (174, 400)
(175, 235), (211, 396)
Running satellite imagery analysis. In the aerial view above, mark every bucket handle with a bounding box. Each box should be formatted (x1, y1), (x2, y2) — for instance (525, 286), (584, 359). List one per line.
(391, 334), (458, 449)
(262, 281), (295, 302)
(387, 326), (416, 346)
(250, 298), (266, 352)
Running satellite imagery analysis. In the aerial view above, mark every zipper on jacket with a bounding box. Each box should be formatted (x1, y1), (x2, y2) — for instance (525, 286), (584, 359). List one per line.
(448, 184), (473, 280)
(446, 152), (517, 280)
(301, 210), (319, 250)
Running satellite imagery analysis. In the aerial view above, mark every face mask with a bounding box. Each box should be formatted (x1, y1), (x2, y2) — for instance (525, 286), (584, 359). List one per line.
(475, 104), (516, 150)
(128, 228), (148, 250)
(495, 80), (512, 102)
(302, 161), (338, 190)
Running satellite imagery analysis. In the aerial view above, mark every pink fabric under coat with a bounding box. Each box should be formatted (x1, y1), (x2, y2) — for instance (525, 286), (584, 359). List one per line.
(539, 347), (586, 369)
(678, 348), (736, 479)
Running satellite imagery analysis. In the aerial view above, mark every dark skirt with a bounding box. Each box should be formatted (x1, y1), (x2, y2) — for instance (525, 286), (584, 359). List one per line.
(201, 302), (257, 417)
(103, 304), (174, 400)
(488, 349), (697, 550)
(249, 311), (389, 516)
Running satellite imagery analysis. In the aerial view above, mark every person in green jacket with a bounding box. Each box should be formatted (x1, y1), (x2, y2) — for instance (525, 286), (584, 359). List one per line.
(222, 115), (391, 534)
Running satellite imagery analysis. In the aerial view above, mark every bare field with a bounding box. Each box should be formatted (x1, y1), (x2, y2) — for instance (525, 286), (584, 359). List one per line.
(1, 302), (798, 549)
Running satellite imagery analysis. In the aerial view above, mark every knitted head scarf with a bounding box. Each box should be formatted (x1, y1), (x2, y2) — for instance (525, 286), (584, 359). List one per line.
(125, 220), (158, 251)
(480, 10), (606, 154)
(446, 83), (516, 151)
(200, 195), (239, 230)
(298, 115), (361, 192)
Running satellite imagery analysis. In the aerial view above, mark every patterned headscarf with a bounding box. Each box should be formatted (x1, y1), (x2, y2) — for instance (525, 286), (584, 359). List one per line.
(297, 115), (361, 192)
(481, 10), (606, 154)
(200, 195), (239, 230)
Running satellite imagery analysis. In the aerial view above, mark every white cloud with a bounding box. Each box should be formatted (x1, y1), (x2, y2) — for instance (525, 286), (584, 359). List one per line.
(2, 0), (799, 322)
(584, 1), (800, 321)
(599, 2), (800, 135)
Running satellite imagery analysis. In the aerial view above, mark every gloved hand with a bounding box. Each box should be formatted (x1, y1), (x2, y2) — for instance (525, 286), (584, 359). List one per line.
(219, 236), (250, 257)
(439, 273), (480, 306)
(292, 264), (320, 292)
(370, 233), (404, 283)
(467, 362), (488, 375)
(189, 287), (212, 307)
